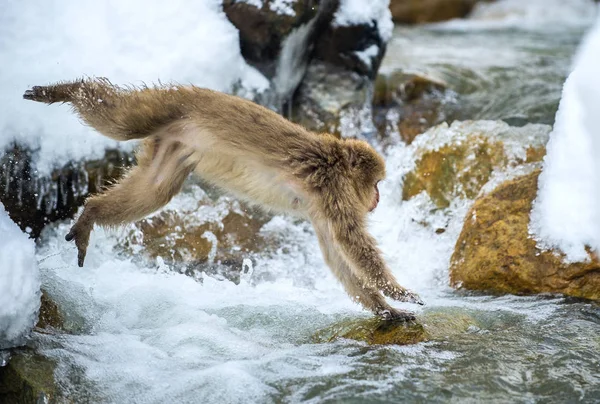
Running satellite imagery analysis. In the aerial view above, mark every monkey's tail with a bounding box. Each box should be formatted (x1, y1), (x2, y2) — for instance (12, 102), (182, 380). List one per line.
(23, 78), (188, 142)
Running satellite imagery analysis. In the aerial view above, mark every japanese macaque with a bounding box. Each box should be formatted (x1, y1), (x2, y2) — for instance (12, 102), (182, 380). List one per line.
(23, 78), (423, 320)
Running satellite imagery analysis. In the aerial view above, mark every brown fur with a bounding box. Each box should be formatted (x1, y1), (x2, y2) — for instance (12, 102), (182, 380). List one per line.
(24, 78), (423, 320)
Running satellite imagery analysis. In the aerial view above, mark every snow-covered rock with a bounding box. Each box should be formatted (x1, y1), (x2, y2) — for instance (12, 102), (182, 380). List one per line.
(531, 14), (600, 262)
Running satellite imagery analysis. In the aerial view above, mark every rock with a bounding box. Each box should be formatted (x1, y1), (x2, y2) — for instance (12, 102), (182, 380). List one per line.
(35, 291), (64, 331)
(291, 62), (372, 137)
(313, 308), (479, 345)
(372, 71), (458, 144)
(450, 170), (600, 301)
(223, 0), (319, 77)
(225, 0), (389, 138)
(0, 350), (57, 404)
(390, 0), (484, 24)
(119, 186), (270, 283)
(0, 144), (133, 238)
(401, 121), (550, 208)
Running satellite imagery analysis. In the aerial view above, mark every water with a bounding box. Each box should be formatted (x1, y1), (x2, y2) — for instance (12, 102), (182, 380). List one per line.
(27, 7), (600, 404)
(381, 24), (587, 126)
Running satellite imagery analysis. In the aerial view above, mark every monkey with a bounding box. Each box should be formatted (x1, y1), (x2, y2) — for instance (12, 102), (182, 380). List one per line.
(23, 78), (424, 320)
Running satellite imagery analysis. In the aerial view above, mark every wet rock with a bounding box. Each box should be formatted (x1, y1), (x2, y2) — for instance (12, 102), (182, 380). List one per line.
(313, 308), (478, 345)
(0, 350), (57, 404)
(0, 144), (133, 238)
(35, 291), (64, 331)
(450, 170), (600, 301)
(390, 0), (486, 24)
(119, 187), (271, 283)
(401, 121), (550, 208)
(372, 71), (458, 144)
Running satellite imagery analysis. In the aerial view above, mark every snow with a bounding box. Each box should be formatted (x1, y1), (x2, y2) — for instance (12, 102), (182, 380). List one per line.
(0, 0), (269, 174)
(530, 14), (600, 262)
(0, 204), (40, 349)
(334, 0), (394, 42)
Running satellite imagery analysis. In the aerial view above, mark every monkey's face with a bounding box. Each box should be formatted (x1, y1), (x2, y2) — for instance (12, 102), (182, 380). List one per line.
(369, 181), (380, 212)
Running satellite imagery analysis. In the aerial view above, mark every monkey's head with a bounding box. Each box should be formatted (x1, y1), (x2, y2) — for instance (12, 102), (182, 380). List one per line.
(344, 139), (386, 213)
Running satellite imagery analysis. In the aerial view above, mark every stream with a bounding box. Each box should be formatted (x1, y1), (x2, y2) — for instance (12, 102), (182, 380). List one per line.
(31, 6), (600, 404)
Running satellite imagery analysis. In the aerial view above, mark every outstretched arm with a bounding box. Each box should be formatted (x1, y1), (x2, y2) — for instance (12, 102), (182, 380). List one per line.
(327, 209), (424, 306)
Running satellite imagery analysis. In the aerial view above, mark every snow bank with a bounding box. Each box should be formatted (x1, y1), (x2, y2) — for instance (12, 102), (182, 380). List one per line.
(530, 15), (600, 261)
(0, 204), (40, 349)
(0, 0), (268, 174)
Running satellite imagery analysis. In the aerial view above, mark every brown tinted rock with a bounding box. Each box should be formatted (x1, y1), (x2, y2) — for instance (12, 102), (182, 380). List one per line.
(35, 291), (64, 331)
(450, 170), (600, 301)
(373, 72), (457, 144)
(120, 191), (270, 281)
(401, 121), (550, 208)
(0, 144), (132, 238)
(390, 0), (483, 24)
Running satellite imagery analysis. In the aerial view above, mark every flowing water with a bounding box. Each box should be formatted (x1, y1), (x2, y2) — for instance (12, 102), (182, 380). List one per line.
(27, 5), (600, 404)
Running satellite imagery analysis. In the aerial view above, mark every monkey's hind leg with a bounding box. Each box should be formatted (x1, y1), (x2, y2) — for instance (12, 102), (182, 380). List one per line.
(23, 80), (87, 104)
(67, 140), (196, 267)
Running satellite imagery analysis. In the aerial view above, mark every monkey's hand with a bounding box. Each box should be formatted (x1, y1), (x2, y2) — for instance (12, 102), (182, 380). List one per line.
(380, 283), (425, 306)
(378, 307), (416, 322)
(65, 217), (93, 267)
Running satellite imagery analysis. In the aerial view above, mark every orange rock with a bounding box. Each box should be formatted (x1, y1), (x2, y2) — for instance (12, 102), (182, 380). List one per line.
(450, 170), (600, 301)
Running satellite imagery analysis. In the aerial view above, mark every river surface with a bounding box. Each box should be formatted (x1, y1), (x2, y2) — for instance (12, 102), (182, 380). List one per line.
(31, 4), (600, 404)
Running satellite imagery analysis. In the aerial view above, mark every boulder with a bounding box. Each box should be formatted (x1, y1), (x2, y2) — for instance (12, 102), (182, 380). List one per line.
(390, 0), (485, 24)
(401, 121), (550, 208)
(0, 144), (132, 238)
(119, 187), (271, 283)
(450, 170), (600, 301)
(313, 308), (479, 345)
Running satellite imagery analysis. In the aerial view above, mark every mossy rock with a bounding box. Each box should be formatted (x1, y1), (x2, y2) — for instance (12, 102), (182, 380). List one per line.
(403, 135), (507, 207)
(0, 350), (57, 404)
(313, 308), (478, 345)
(450, 170), (600, 300)
(401, 121), (550, 208)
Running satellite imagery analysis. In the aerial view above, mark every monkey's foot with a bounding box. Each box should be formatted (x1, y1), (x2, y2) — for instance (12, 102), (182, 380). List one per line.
(23, 86), (48, 102)
(65, 221), (93, 267)
(378, 308), (416, 322)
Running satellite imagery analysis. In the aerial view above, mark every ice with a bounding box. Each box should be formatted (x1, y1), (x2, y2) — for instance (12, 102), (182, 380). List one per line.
(0, 0), (269, 174)
(0, 203), (40, 349)
(530, 14), (600, 261)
